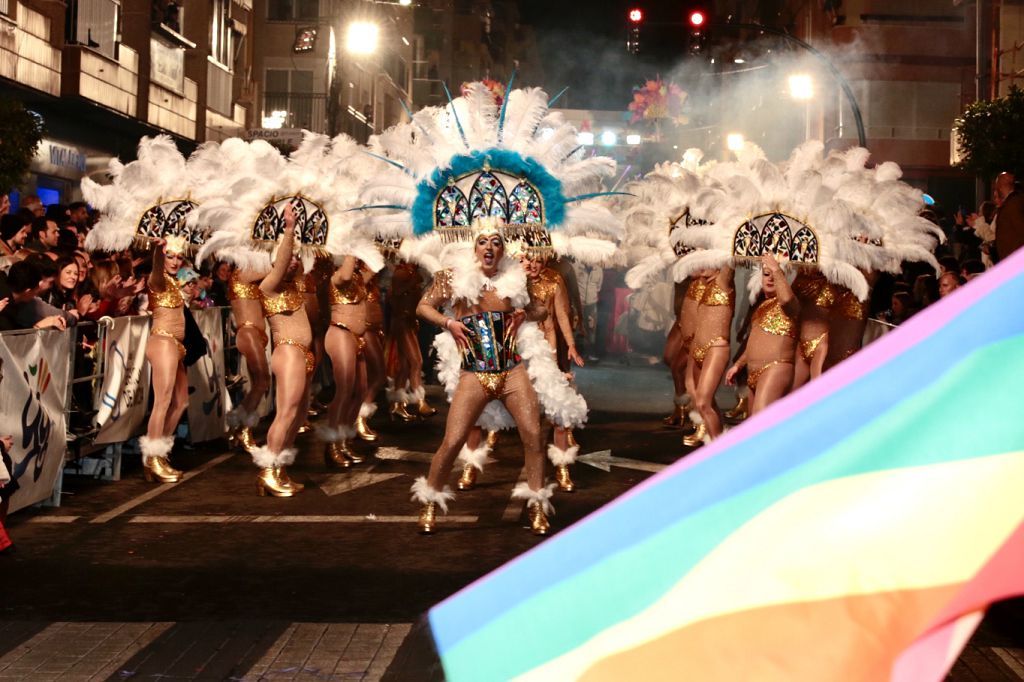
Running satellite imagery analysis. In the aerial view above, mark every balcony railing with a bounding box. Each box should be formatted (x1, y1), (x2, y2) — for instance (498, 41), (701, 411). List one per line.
(263, 92), (326, 132)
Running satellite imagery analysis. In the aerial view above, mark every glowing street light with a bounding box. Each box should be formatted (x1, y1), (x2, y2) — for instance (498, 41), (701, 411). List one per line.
(726, 132), (745, 152)
(788, 73), (814, 100)
(346, 21), (379, 55)
(626, 134), (641, 145)
(399, 0), (412, 5)
(577, 132), (594, 145)
(601, 131), (618, 146)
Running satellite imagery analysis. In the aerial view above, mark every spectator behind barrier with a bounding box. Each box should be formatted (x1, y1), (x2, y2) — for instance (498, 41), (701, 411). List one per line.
(0, 214), (30, 259)
(0, 259), (74, 330)
(961, 259), (986, 281)
(938, 272), (961, 298)
(25, 216), (59, 254)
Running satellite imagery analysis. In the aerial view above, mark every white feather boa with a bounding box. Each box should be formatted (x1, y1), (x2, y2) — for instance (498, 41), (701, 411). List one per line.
(445, 249), (529, 307)
(432, 321), (588, 431)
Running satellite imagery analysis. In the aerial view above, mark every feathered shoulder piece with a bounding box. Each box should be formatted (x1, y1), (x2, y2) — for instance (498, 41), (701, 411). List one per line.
(354, 78), (626, 267)
(83, 135), (200, 254)
(667, 142), (940, 301)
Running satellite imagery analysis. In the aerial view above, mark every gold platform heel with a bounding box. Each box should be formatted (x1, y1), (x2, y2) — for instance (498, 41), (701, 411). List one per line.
(457, 464), (478, 491)
(554, 464), (575, 493)
(725, 395), (749, 420)
(238, 426), (258, 454)
(324, 441), (353, 469)
(486, 430), (498, 448)
(256, 467), (294, 497)
(662, 404), (685, 427)
(566, 430), (578, 449)
(682, 422), (707, 447)
(390, 401), (417, 422)
(528, 503), (550, 536)
(275, 466), (304, 493)
(143, 456), (182, 484)
(416, 399), (437, 417)
(418, 501), (437, 534)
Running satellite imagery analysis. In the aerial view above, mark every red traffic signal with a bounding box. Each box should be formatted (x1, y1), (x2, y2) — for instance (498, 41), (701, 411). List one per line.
(688, 9), (706, 27)
(628, 8), (643, 23)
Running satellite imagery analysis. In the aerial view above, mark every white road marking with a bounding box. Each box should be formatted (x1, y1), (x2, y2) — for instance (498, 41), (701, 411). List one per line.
(127, 514), (478, 524)
(90, 453), (234, 524)
(25, 515), (80, 523)
(318, 471), (405, 496)
(577, 449), (667, 473)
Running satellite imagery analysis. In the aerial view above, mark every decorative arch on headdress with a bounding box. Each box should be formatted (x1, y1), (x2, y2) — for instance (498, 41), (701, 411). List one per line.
(733, 212), (818, 263)
(252, 195), (329, 250)
(136, 198), (200, 249)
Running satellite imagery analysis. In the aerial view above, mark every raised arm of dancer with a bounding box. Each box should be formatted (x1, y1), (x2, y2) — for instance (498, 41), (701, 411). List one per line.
(763, 254), (800, 319)
(260, 206), (296, 296)
(331, 255), (358, 286)
(148, 239), (167, 291)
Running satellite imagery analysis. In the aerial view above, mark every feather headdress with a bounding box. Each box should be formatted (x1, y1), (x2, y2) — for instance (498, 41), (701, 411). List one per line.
(354, 79), (626, 267)
(82, 135), (202, 255)
(668, 142), (943, 300)
(196, 132), (379, 272)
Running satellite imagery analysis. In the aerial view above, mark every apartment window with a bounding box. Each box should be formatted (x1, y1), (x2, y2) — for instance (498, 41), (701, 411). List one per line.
(268, 0), (319, 21)
(264, 69), (324, 131)
(0, 1), (10, 17)
(67, 0), (121, 60)
(210, 0), (233, 68)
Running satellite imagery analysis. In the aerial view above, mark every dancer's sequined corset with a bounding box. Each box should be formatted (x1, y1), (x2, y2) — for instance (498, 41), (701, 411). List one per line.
(459, 311), (521, 373)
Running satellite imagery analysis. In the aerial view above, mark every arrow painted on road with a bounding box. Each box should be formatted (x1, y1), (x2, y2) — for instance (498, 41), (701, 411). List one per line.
(375, 446), (497, 467)
(577, 450), (667, 474)
(318, 470), (405, 497)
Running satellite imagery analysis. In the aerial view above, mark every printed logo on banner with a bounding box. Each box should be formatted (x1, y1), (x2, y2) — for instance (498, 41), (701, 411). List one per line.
(101, 340), (145, 421)
(20, 358), (54, 483)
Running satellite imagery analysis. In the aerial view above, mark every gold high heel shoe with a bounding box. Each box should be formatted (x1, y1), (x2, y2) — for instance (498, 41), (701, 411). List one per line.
(324, 442), (352, 469)
(356, 416), (379, 441)
(416, 399), (437, 417)
(256, 467), (294, 497)
(238, 426), (258, 454)
(143, 456), (182, 484)
(555, 464), (576, 493)
(418, 502), (437, 534)
(662, 404), (686, 427)
(566, 430), (578, 449)
(725, 395), (749, 420)
(390, 401), (417, 422)
(457, 464), (478, 491)
(297, 420), (313, 434)
(682, 423), (707, 447)
(528, 503), (550, 536)
(275, 466), (304, 492)
(486, 430), (498, 448)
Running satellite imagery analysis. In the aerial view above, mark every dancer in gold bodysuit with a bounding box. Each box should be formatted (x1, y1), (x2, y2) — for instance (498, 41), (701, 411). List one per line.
(227, 268), (270, 453)
(320, 256), (372, 467)
(139, 236), (191, 483)
(252, 209), (310, 497)
(386, 259), (434, 420)
(791, 271), (833, 390)
(825, 276), (874, 370)
(726, 255), (799, 415)
(355, 272), (386, 441)
(686, 267), (734, 445)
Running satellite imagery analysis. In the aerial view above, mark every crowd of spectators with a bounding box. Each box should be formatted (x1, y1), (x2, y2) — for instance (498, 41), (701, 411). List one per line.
(0, 194), (234, 332)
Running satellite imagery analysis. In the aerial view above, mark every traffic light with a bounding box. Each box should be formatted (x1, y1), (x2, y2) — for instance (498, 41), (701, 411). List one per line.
(686, 4), (711, 55)
(627, 7), (643, 55)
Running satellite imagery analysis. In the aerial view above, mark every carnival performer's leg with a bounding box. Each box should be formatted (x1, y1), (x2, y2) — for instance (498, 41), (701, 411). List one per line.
(810, 338), (829, 381)
(682, 353), (704, 447)
(162, 360), (189, 439)
(694, 344), (729, 441)
(357, 331), (385, 441)
(413, 373), (490, 533)
(456, 426), (488, 491)
(323, 326), (361, 467)
(253, 345), (307, 497)
(663, 324), (682, 367)
(236, 327), (271, 415)
(750, 364), (793, 416)
(404, 329), (435, 417)
(500, 367), (554, 535)
(665, 348), (691, 428)
(141, 337), (183, 483)
(549, 425), (578, 493)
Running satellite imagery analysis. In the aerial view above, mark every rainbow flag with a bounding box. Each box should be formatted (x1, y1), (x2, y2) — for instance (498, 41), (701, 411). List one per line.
(426, 249), (1024, 681)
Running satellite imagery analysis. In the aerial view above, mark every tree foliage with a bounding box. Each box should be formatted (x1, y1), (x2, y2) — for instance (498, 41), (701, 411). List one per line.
(954, 86), (1024, 178)
(0, 100), (44, 193)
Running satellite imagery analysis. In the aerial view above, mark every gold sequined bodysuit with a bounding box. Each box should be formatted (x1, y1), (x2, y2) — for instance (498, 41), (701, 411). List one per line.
(793, 272), (832, 362)
(691, 276), (734, 365)
(528, 268), (573, 356)
(746, 296), (797, 391)
(148, 272), (185, 358)
(262, 280), (314, 374)
(229, 272), (268, 347)
(329, 268), (369, 347)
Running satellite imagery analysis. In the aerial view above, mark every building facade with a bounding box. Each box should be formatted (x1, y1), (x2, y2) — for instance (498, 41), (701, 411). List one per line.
(0, 0), (255, 204)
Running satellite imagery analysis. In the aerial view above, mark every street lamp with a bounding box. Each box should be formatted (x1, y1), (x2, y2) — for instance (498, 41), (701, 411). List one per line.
(601, 131), (618, 146)
(346, 21), (379, 55)
(788, 73), (814, 101)
(726, 132), (745, 152)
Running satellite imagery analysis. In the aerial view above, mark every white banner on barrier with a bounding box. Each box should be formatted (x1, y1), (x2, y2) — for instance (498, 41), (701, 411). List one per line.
(187, 308), (227, 443)
(1, 329), (71, 513)
(94, 316), (151, 446)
